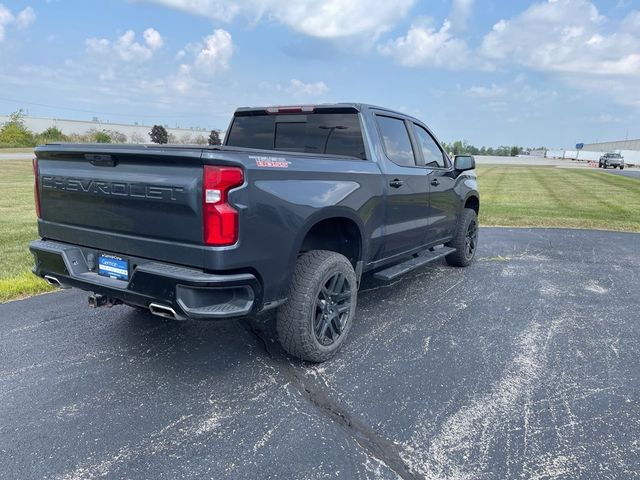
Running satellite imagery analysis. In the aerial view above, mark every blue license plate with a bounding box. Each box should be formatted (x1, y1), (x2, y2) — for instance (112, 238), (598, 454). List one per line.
(98, 254), (129, 281)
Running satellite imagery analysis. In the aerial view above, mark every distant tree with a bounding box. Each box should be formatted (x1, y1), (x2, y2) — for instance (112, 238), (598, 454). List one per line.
(179, 133), (193, 144)
(39, 126), (68, 142)
(208, 130), (221, 146)
(91, 130), (112, 143)
(167, 133), (177, 144)
(442, 140), (528, 157)
(149, 125), (168, 144)
(193, 134), (207, 145)
(0, 109), (35, 147)
(451, 140), (466, 155)
(105, 130), (127, 144)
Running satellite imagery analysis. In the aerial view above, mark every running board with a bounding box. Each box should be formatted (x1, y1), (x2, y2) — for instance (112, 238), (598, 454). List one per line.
(373, 247), (456, 281)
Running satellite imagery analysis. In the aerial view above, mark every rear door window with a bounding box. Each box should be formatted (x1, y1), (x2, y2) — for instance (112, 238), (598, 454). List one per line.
(375, 115), (416, 167)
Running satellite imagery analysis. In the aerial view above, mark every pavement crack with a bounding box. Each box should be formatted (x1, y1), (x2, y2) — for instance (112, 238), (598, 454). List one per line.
(240, 318), (420, 480)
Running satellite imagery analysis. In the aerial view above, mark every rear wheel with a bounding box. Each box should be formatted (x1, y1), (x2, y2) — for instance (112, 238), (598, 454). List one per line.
(276, 250), (357, 362)
(445, 208), (479, 267)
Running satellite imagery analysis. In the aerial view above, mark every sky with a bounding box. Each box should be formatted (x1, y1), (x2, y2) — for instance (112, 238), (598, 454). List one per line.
(0, 0), (639, 148)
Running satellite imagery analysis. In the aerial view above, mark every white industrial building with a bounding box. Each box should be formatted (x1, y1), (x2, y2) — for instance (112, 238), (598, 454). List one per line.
(547, 138), (640, 165)
(0, 114), (211, 143)
(581, 139), (640, 152)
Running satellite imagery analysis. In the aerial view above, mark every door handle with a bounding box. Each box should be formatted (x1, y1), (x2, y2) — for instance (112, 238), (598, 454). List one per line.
(431, 179), (440, 186)
(389, 179), (405, 188)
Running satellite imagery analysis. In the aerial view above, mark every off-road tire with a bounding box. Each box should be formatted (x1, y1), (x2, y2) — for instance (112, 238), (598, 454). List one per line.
(276, 250), (357, 362)
(445, 208), (479, 267)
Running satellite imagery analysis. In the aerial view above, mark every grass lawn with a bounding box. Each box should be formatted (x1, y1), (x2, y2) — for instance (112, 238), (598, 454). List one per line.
(476, 166), (640, 232)
(0, 147), (35, 154)
(0, 158), (53, 302)
(0, 159), (638, 303)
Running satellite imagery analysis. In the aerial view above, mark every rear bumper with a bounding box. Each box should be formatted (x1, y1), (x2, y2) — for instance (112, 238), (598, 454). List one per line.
(30, 240), (261, 320)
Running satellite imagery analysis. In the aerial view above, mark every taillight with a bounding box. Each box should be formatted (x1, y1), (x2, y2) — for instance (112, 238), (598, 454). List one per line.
(33, 157), (41, 218)
(203, 166), (243, 246)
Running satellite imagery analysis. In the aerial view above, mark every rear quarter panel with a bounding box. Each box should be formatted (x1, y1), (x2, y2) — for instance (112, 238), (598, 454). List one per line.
(202, 150), (386, 303)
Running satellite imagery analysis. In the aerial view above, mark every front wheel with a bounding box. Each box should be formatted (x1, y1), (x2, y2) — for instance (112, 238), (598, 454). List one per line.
(277, 250), (357, 362)
(620, 166), (625, 170)
(445, 208), (479, 267)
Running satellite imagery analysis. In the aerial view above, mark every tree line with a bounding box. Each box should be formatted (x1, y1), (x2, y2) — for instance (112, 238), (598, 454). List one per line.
(0, 110), (222, 147)
(2, 109), (541, 154)
(441, 140), (546, 157)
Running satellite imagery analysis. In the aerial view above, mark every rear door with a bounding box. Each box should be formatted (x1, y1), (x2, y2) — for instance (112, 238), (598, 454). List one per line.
(374, 114), (429, 259)
(411, 123), (459, 243)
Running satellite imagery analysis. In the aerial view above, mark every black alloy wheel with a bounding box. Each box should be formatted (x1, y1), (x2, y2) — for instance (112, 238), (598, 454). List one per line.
(313, 272), (352, 346)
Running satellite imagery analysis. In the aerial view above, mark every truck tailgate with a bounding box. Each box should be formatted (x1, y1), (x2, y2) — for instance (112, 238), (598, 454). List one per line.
(35, 145), (205, 266)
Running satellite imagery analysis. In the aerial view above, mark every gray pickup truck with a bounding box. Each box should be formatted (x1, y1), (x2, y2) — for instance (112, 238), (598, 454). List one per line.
(599, 152), (624, 169)
(30, 103), (479, 361)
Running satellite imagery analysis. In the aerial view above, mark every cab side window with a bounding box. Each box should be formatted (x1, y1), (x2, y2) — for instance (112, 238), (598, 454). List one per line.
(413, 124), (447, 168)
(376, 115), (416, 167)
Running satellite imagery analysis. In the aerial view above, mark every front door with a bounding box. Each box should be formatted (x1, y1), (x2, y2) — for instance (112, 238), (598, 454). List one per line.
(411, 123), (458, 243)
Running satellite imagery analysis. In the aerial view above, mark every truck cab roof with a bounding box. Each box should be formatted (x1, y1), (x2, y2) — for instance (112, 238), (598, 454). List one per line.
(233, 103), (419, 121)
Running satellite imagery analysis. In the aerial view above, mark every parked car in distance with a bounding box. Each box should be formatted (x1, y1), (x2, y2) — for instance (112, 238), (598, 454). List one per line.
(30, 103), (479, 362)
(599, 152), (625, 169)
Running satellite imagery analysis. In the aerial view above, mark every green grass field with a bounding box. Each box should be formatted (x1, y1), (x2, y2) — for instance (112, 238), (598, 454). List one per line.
(0, 158), (53, 302)
(0, 159), (639, 302)
(477, 166), (640, 232)
(0, 147), (35, 154)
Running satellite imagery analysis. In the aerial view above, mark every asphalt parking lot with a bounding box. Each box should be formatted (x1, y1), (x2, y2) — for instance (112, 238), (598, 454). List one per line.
(1, 228), (639, 479)
(600, 168), (640, 179)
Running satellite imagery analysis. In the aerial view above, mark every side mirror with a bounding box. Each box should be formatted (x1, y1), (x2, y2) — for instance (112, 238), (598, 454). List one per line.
(454, 155), (475, 171)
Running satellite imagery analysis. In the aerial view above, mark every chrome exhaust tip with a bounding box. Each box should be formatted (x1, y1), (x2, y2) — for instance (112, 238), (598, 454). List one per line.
(149, 303), (185, 321)
(44, 275), (63, 287)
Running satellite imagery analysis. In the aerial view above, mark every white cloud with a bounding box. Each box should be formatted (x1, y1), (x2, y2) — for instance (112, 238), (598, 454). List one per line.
(143, 0), (240, 23)
(378, 19), (471, 69)
(85, 37), (110, 54)
(593, 113), (622, 124)
(143, 28), (164, 50)
(144, 0), (415, 38)
(16, 6), (36, 28)
(166, 29), (234, 95)
(465, 84), (507, 98)
(464, 79), (558, 116)
(258, 78), (330, 100)
(0, 4), (35, 42)
(287, 79), (328, 96)
(449, 0), (474, 31)
(193, 29), (233, 74)
(479, 0), (640, 106)
(478, 0), (640, 76)
(86, 28), (164, 62)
